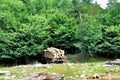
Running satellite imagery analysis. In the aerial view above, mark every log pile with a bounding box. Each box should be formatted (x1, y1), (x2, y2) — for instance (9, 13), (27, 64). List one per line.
(43, 47), (66, 63)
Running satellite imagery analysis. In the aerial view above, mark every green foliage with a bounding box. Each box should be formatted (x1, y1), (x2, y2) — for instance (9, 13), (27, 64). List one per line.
(108, 3), (120, 25)
(48, 11), (77, 51)
(96, 25), (120, 58)
(107, 0), (118, 8)
(74, 16), (102, 56)
(80, 0), (93, 3)
(0, 15), (51, 60)
(0, 0), (120, 62)
(0, 0), (51, 61)
(53, 0), (74, 12)
(99, 3), (120, 26)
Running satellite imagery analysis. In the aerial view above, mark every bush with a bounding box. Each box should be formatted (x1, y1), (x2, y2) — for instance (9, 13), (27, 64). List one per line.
(47, 11), (78, 53)
(96, 25), (120, 58)
(74, 16), (102, 57)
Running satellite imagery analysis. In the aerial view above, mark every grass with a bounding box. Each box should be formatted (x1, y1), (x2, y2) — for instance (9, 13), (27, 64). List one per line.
(0, 54), (120, 80)
(67, 54), (108, 63)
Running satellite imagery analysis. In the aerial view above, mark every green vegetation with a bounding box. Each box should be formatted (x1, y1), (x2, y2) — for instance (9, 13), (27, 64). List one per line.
(0, 0), (120, 63)
(67, 54), (109, 63)
(0, 55), (120, 80)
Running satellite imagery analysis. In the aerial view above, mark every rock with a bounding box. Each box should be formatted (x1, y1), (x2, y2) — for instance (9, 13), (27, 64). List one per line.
(19, 72), (64, 80)
(4, 76), (10, 79)
(66, 63), (73, 66)
(103, 64), (112, 67)
(34, 64), (43, 68)
(116, 59), (120, 61)
(38, 72), (64, 80)
(18, 74), (39, 80)
(80, 74), (87, 79)
(23, 65), (27, 68)
(0, 71), (10, 76)
(65, 77), (74, 80)
(37, 75), (46, 79)
(11, 75), (16, 80)
(105, 59), (120, 65)
(92, 74), (100, 79)
(34, 64), (50, 68)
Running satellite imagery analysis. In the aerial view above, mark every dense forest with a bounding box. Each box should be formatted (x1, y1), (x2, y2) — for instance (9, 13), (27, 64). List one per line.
(0, 0), (120, 63)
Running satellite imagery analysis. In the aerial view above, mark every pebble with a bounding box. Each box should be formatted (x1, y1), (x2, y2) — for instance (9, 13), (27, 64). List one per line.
(92, 74), (100, 79)
(80, 74), (87, 79)
(34, 64), (50, 68)
(11, 75), (16, 80)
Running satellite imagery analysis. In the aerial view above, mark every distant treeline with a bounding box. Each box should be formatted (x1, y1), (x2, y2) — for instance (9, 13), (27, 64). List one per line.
(0, 0), (120, 63)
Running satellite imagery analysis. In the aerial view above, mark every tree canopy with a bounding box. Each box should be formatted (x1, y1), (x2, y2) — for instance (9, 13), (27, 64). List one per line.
(0, 0), (120, 63)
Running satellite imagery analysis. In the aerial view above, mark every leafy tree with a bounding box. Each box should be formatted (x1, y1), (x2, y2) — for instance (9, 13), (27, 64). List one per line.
(96, 25), (120, 58)
(108, 3), (120, 25)
(74, 16), (102, 57)
(47, 11), (78, 53)
(52, 0), (74, 14)
(0, 0), (51, 62)
(72, 0), (82, 23)
(107, 0), (117, 8)
(80, 0), (93, 3)
(0, 0), (120, 62)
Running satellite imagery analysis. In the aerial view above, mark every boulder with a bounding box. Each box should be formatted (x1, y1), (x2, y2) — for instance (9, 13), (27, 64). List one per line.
(105, 59), (120, 65)
(34, 64), (50, 68)
(19, 72), (64, 80)
(0, 71), (10, 76)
